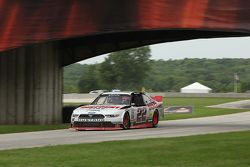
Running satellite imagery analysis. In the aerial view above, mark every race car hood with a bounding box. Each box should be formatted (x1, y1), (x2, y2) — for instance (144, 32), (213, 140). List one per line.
(73, 105), (129, 115)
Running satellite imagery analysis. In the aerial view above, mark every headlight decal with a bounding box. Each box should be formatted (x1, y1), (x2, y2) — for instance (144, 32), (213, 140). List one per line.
(105, 114), (120, 118)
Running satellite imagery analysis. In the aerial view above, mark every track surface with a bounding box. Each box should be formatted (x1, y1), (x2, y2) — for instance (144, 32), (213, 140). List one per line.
(1, 111), (250, 150)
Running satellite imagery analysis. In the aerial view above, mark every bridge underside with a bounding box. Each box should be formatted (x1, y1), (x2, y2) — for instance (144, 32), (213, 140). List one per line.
(61, 29), (249, 66)
(0, 29), (249, 124)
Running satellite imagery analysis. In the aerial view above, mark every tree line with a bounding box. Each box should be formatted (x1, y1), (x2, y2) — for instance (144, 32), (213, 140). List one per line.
(64, 46), (250, 93)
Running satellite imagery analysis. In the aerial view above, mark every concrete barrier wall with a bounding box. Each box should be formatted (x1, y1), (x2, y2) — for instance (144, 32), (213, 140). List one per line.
(64, 92), (250, 101)
(64, 94), (99, 99)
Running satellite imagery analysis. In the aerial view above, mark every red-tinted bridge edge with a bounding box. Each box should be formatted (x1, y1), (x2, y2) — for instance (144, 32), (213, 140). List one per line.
(1, 1), (250, 61)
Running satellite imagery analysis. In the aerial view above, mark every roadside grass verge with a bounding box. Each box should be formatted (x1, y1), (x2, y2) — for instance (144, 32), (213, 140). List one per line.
(163, 97), (249, 120)
(0, 131), (249, 167)
(0, 124), (68, 134)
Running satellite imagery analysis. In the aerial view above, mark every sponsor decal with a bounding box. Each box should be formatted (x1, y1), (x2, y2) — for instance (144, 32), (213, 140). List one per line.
(81, 106), (121, 109)
(147, 101), (157, 107)
(78, 118), (104, 122)
(164, 106), (193, 114)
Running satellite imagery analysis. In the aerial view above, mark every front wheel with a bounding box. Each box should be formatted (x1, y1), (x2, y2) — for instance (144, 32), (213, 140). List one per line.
(152, 111), (159, 127)
(122, 112), (130, 130)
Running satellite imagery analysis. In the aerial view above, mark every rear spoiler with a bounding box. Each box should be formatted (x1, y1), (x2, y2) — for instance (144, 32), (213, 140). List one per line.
(152, 96), (163, 102)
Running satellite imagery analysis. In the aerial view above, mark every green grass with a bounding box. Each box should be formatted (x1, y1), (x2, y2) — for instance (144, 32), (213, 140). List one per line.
(0, 124), (69, 134)
(163, 97), (249, 120)
(0, 131), (250, 167)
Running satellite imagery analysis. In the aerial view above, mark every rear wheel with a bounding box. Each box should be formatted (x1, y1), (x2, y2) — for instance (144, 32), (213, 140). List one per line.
(152, 111), (159, 127)
(122, 112), (130, 130)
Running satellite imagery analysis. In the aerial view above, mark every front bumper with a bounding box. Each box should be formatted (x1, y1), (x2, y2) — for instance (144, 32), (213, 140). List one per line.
(71, 121), (122, 130)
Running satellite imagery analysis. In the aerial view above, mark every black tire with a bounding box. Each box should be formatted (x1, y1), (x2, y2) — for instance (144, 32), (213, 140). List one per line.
(152, 111), (159, 128)
(122, 112), (131, 130)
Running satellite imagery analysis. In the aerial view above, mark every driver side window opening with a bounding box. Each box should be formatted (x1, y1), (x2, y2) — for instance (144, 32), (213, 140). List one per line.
(132, 94), (146, 106)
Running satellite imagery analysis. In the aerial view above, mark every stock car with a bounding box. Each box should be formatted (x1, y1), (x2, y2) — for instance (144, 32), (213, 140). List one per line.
(71, 92), (164, 130)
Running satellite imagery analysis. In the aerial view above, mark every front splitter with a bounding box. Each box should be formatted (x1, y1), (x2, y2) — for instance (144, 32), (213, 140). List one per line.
(70, 122), (154, 131)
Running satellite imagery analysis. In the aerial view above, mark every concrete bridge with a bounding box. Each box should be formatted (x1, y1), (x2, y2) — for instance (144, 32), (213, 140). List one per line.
(0, 0), (250, 124)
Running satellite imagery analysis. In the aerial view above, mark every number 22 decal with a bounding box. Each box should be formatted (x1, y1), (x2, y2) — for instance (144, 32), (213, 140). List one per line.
(137, 108), (147, 123)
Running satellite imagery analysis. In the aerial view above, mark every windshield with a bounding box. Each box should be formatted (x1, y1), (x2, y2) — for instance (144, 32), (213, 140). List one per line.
(92, 94), (131, 105)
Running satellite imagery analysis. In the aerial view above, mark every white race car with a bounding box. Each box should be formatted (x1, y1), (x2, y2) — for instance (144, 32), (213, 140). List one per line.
(71, 92), (164, 130)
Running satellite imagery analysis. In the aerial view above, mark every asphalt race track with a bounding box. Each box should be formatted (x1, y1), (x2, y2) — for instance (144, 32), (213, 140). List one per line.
(1, 111), (250, 150)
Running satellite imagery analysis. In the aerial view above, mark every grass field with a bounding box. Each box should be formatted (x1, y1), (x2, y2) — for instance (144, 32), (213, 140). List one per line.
(0, 124), (69, 134)
(0, 97), (249, 134)
(0, 131), (249, 167)
(163, 97), (249, 120)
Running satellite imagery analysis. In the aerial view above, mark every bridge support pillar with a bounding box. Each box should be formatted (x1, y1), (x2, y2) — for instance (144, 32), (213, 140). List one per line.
(0, 43), (62, 124)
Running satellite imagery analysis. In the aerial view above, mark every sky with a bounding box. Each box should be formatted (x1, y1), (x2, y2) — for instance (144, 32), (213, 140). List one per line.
(79, 37), (250, 64)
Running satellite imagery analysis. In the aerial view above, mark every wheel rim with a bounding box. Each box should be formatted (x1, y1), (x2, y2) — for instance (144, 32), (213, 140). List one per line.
(153, 112), (158, 125)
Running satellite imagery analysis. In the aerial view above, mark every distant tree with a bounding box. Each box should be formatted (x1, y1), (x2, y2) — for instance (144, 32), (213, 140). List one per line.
(63, 63), (89, 93)
(65, 58), (250, 93)
(100, 46), (152, 90)
(78, 65), (101, 93)
(241, 81), (250, 92)
(64, 85), (79, 93)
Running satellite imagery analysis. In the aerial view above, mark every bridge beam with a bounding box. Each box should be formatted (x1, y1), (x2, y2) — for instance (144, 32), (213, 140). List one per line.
(0, 42), (62, 124)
